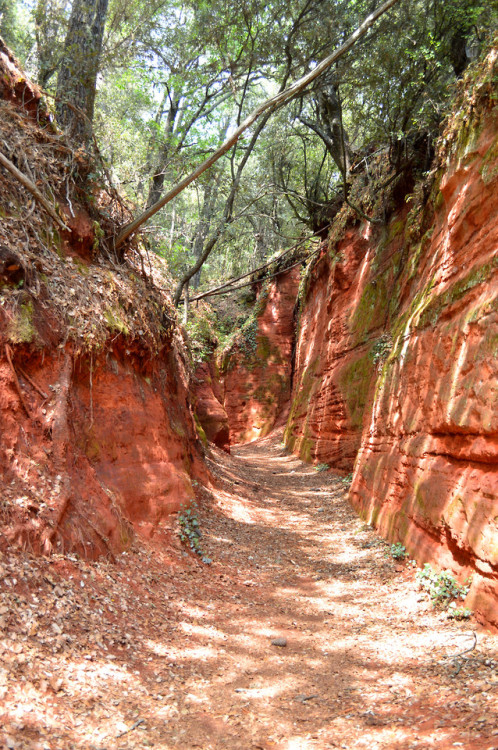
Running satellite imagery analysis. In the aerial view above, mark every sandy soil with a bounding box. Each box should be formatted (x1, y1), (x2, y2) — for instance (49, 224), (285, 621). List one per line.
(1, 432), (497, 749)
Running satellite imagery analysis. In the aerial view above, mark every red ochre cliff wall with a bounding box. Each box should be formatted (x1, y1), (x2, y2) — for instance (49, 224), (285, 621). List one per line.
(221, 267), (300, 445)
(286, 55), (498, 626)
(0, 337), (205, 559)
(350, 99), (498, 628)
(284, 222), (394, 469)
(191, 359), (230, 452)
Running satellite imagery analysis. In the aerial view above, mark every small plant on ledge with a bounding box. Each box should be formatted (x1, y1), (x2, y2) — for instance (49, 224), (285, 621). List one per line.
(389, 543), (407, 560)
(447, 605), (473, 620)
(416, 563), (471, 611)
(178, 500), (212, 564)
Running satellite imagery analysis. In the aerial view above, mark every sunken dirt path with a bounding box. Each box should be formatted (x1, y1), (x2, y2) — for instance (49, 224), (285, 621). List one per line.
(1, 433), (497, 750)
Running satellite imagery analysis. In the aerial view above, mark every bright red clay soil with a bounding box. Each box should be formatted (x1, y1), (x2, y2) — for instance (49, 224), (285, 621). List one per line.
(1, 431), (497, 750)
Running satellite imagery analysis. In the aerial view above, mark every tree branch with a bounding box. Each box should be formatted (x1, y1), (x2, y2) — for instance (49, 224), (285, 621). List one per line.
(115, 0), (400, 249)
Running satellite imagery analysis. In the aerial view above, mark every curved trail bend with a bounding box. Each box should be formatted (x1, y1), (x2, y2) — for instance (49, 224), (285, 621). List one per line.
(1, 433), (497, 750)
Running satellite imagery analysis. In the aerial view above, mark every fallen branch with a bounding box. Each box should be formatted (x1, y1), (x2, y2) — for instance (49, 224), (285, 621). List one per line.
(187, 222), (332, 303)
(0, 150), (70, 233)
(4, 344), (31, 418)
(183, 246), (322, 302)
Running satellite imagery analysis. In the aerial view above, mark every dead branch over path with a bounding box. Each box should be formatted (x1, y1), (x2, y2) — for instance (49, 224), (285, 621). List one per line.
(115, 0), (400, 249)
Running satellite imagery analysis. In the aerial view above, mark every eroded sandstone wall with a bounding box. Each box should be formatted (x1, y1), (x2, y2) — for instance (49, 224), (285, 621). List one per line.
(286, 54), (498, 626)
(0, 338), (205, 558)
(221, 267), (300, 444)
(350, 94), (498, 628)
(284, 221), (400, 470)
(191, 359), (230, 452)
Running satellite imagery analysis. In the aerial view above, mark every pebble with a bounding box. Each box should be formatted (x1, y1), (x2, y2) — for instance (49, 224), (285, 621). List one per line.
(271, 637), (287, 647)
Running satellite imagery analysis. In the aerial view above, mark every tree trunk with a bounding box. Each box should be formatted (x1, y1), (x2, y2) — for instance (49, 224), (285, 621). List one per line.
(56, 0), (109, 146)
(34, 0), (63, 88)
(450, 28), (470, 78)
(299, 80), (353, 184)
(183, 281), (189, 326)
(317, 82), (352, 179)
(172, 108), (273, 307)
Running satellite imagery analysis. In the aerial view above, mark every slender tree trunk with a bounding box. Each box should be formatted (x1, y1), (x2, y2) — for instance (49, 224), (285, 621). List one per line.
(34, 0), (64, 88)
(317, 82), (352, 178)
(136, 88), (169, 197)
(183, 281), (189, 326)
(299, 82), (353, 183)
(254, 231), (266, 268)
(191, 178), (220, 289)
(247, 216), (267, 268)
(56, 0), (109, 146)
(145, 98), (180, 209)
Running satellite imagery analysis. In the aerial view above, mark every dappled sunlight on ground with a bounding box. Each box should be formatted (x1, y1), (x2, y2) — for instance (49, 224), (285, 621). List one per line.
(0, 430), (497, 749)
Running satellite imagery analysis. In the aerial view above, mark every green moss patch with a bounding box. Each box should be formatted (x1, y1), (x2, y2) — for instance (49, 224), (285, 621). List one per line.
(286, 358), (319, 419)
(350, 273), (390, 344)
(418, 256), (498, 330)
(7, 300), (36, 344)
(479, 133), (498, 185)
(103, 306), (130, 336)
(193, 414), (208, 447)
(338, 349), (375, 430)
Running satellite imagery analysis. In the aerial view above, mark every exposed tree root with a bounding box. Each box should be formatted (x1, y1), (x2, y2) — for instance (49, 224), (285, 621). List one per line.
(78, 511), (117, 563)
(17, 365), (48, 399)
(4, 344), (31, 418)
(0, 150), (69, 232)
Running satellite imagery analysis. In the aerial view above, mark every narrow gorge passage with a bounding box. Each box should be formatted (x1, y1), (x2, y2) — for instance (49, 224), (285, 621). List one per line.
(3, 434), (497, 750)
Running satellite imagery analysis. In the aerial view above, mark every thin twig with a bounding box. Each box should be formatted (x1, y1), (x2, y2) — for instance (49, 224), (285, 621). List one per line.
(116, 719), (144, 738)
(442, 631), (477, 660)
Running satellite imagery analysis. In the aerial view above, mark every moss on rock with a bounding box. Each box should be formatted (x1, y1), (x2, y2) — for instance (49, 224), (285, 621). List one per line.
(338, 349), (375, 430)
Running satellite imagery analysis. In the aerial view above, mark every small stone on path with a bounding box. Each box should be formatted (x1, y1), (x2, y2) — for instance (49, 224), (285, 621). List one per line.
(271, 637), (287, 647)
